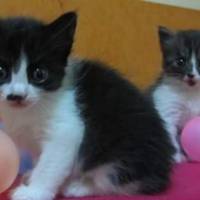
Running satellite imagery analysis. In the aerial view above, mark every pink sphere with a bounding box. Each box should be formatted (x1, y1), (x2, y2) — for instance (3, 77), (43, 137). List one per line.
(181, 117), (200, 162)
(0, 130), (19, 192)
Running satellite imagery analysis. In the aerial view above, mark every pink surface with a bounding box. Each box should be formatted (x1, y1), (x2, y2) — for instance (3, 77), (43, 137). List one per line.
(181, 117), (200, 161)
(1, 163), (200, 200)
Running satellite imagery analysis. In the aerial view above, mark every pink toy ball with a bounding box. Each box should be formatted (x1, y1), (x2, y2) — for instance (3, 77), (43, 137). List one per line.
(181, 117), (200, 162)
(0, 130), (19, 193)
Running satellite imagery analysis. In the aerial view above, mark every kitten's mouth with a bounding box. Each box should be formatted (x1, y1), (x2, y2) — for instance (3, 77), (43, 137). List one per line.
(8, 100), (31, 108)
(186, 79), (197, 86)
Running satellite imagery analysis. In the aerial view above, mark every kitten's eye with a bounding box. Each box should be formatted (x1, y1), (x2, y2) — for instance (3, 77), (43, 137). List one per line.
(176, 57), (186, 66)
(0, 66), (8, 81)
(32, 68), (48, 84)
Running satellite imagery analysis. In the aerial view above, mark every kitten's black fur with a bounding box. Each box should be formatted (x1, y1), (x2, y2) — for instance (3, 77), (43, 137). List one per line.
(0, 13), (76, 90)
(0, 13), (174, 194)
(75, 60), (174, 193)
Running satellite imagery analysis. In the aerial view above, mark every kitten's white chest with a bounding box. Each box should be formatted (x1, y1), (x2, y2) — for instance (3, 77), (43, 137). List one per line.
(153, 82), (200, 129)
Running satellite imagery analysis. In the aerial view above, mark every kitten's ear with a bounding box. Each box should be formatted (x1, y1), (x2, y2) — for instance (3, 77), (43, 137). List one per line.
(158, 26), (175, 48)
(44, 11), (77, 54)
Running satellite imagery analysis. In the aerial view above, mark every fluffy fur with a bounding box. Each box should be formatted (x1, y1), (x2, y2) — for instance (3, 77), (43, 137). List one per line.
(151, 27), (200, 162)
(0, 13), (173, 200)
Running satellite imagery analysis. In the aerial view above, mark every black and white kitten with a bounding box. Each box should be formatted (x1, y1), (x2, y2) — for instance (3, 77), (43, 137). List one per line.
(0, 13), (173, 200)
(151, 26), (200, 163)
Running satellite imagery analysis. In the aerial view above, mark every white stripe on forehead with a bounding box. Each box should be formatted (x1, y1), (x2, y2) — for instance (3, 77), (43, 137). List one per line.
(191, 53), (200, 78)
(10, 52), (28, 95)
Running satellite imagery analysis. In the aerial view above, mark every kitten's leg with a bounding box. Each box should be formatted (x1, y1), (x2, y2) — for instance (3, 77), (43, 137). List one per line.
(12, 126), (83, 200)
(62, 179), (139, 197)
(12, 90), (84, 200)
(165, 123), (186, 163)
(62, 164), (140, 197)
(62, 165), (116, 197)
(153, 88), (186, 163)
(12, 140), (79, 200)
(157, 103), (186, 163)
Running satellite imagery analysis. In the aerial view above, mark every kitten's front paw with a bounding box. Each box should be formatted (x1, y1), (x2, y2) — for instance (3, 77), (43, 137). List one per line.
(173, 152), (187, 163)
(11, 185), (55, 200)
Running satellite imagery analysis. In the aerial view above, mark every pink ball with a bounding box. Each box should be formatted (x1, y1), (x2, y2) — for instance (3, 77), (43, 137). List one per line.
(181, 117), (200, 162)
(0, 130), (19, 193)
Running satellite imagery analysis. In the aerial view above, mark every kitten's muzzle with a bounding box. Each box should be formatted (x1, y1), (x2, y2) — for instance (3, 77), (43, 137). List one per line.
(184, 74), (197, 86)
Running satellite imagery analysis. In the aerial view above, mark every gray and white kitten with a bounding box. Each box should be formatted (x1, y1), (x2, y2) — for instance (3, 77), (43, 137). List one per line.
(152, 26), (200, 163)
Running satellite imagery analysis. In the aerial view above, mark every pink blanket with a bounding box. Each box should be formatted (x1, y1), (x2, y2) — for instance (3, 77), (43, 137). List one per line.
(2, 163), (200, 200)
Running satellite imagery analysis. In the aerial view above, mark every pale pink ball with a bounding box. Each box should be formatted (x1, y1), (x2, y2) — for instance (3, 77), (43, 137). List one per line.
(181, 117), (200, 162)
(0, 130), (19, 193)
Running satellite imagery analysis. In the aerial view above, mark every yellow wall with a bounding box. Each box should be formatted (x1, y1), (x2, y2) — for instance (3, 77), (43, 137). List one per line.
(1, 0), (200, 88)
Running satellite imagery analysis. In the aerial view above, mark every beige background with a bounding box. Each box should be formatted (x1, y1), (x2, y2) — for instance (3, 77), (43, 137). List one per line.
(0, 0), (200, 88)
